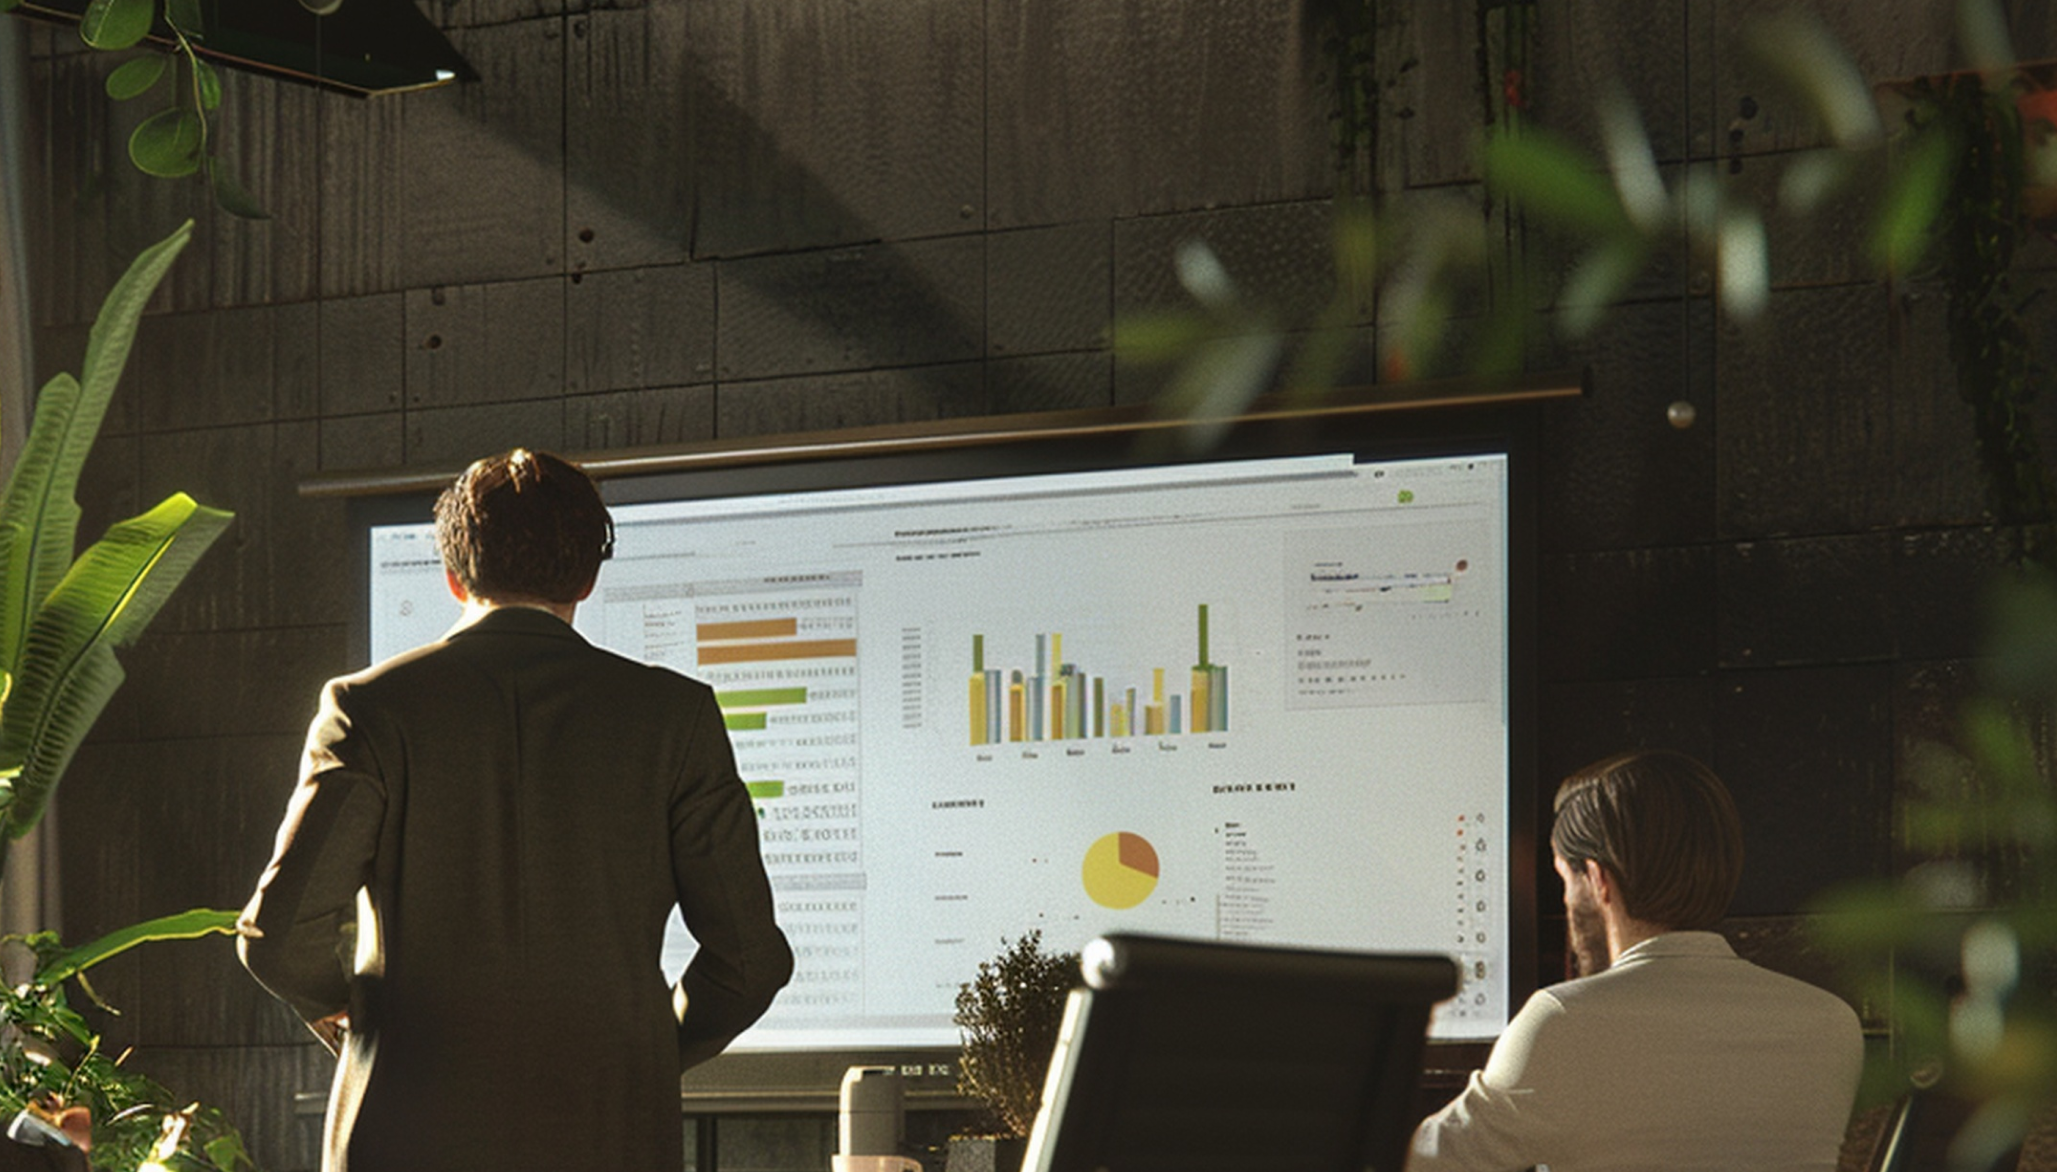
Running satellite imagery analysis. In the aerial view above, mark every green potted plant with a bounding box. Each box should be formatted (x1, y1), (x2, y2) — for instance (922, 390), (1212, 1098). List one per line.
(948, 932), (1079, 1172)
(0, 914), (252, 1171)
(0, 219), (245, 1170)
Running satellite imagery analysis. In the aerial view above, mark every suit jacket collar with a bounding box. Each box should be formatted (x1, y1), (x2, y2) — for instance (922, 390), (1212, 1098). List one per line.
(1614, 930), (1735, 967)
(448, 605), (585, 642)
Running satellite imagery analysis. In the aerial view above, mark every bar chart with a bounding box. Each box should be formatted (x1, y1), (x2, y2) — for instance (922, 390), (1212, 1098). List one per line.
(689, 584), (869, 1014)
(688, 588), (864, 873)
(967, 604), (1229, 746)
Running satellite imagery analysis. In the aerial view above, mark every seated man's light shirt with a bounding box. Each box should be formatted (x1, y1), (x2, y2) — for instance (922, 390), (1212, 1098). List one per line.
(1408, 931), (1862, 1172)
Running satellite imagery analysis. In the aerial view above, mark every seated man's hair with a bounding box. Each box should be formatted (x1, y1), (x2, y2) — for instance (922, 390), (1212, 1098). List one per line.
(435, 448), (613, 605)
(1550, 749), (1744, 932)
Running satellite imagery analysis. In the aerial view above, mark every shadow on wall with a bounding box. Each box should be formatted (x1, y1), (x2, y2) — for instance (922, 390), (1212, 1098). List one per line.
(570, 16), (988, 421)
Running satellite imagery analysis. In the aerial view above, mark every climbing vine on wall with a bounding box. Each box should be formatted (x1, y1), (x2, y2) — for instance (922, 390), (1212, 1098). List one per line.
(1478, 0), (1535, 137)
(1905, 72), (2054, 538)
(1, 0), (266, 217)
(1315, 0), (1379, 200)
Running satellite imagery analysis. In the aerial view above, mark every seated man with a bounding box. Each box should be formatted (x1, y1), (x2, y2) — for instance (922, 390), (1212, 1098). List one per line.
(1408, 750), (1863, 1172)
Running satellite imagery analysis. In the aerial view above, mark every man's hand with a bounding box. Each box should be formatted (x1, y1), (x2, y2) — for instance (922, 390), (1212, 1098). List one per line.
(309, 1012), (349, 1056)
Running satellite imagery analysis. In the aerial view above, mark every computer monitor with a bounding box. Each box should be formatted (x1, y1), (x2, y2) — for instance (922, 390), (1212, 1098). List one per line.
(1022, 933), (1458, 1172)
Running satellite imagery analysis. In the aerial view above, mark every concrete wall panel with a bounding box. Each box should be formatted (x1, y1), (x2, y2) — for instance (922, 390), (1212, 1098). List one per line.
(318, 294), (408, 418)
(1716, 533), (1895, 668)
(1537, 298), (1717, 552)
(567, 6), (693, 273)
(718, 238), (984, 381)
(404, 278), (568, 409)
(567, 263), (715, 395)
(1717, 284), (1896, 537)
(1541, 544), (1717, 682)
(1715, 665), (1893, 915)
(987, 222), (1112, 357)
(687, 0), (983, 255)
(987, 0), (1331, 228)
(399, 22), (566, 288)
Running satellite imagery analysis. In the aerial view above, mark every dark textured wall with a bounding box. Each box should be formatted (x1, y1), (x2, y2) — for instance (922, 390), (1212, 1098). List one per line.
(15, 1), (2057, 1168)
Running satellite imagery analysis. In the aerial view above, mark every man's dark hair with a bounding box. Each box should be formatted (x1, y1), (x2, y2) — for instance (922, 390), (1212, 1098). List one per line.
(435, 448), (613, 605)
(1550, 749), (1744, 931)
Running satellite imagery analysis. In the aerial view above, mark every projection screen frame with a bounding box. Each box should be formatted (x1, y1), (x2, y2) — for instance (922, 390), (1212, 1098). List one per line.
(328, 377), (1571, 1111)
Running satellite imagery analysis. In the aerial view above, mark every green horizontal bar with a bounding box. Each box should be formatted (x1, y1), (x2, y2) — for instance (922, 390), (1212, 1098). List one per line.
(717, 687), (809, 708)
(747, 781), (786, 800)
(724, 712), (768, 732)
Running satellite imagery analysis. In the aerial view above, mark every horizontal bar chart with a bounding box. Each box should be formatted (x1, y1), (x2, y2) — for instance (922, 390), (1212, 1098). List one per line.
(702, 638), (859, 665)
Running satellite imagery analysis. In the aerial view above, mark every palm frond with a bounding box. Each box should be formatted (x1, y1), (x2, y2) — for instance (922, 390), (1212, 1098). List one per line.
(0, 493), (232, 838)
(0, 374), (84, 679)
(0, 221), (193, 677)
(34, 908), (238, 986)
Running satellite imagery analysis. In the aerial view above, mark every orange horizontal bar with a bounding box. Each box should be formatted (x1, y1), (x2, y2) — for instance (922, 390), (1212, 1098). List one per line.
(699, 638), (857, 665)
(700, 618), (799, 641)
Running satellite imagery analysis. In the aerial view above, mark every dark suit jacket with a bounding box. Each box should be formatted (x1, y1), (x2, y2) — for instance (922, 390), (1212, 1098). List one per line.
(240, 607), (793, 1172)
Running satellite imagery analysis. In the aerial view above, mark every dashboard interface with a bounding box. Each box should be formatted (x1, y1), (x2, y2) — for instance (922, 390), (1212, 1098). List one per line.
(367, 449), (1514, 1044)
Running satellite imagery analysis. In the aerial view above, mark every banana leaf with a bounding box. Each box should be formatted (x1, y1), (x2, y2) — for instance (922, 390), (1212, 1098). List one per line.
(0, 221), (193, 679)
(33, 907), (239, 986)
(0, 493), (233, 839)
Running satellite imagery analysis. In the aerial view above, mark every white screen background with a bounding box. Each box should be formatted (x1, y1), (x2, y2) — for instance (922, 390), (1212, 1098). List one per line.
(366, 451), (1513, 1042)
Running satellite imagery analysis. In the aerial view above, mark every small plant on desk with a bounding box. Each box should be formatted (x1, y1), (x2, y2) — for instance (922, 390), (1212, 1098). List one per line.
(952, 931), (1080, 1141)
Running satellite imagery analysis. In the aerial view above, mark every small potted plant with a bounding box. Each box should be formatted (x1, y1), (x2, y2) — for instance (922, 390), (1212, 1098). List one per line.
(947, 932), (1079, 1172)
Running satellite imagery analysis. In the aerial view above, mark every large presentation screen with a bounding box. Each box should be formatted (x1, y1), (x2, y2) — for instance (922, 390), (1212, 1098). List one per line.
(365, 446), (1515, 1044)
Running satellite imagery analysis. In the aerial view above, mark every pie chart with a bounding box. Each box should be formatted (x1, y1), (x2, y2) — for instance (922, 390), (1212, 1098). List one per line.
(1082, 831), (1159, 909)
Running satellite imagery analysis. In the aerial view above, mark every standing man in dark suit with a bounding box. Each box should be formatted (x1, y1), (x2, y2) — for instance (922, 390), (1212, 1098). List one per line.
(240, 448), (793, 1172)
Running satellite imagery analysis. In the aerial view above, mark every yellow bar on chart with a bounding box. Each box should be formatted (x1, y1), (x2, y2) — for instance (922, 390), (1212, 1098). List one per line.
(969, 673), (988, 745)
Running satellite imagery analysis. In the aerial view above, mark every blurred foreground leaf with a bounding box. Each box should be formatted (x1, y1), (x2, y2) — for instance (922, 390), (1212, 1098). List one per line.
(1481, 128), (1634, 238)
(1873, 125), (1956, 271)
(1746, 10), (1882, 149)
